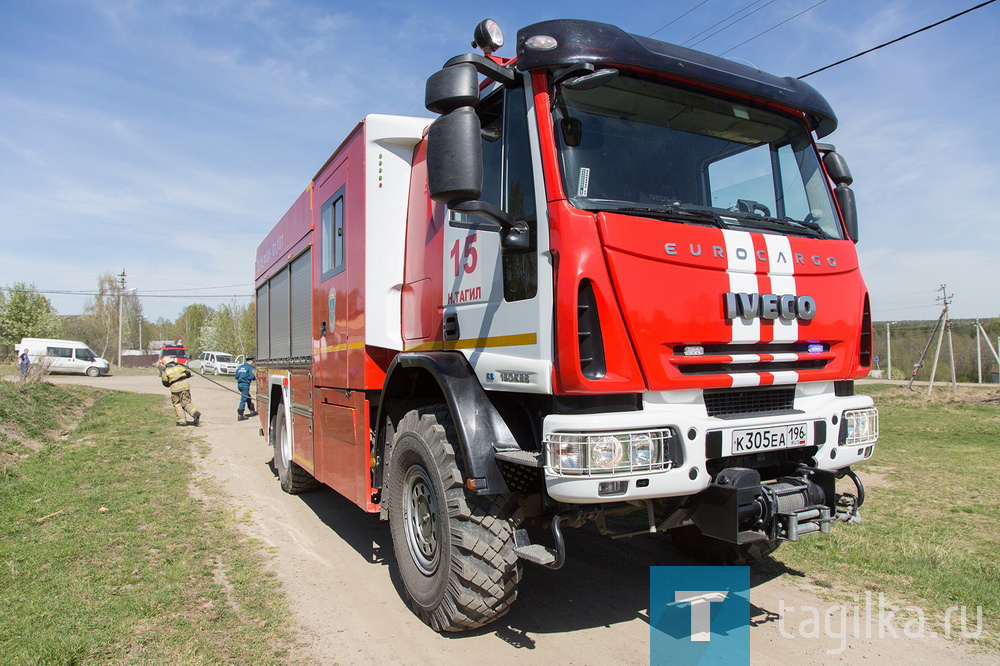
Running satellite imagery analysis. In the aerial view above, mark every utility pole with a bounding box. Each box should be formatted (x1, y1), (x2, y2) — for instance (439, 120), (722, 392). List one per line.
(927, 284), (956, 395)
(886, 321), (892, 380)
(908, 311), (944, 391)
(973, 320), (1000, 383)
(117, 269), (127, 368)
(977, 319), (982, 384)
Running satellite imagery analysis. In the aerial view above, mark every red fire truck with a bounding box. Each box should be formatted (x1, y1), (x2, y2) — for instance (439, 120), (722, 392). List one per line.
(254, 19), (878, 632)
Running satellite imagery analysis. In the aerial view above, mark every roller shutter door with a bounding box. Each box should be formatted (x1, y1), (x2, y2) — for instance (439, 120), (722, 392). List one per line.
(290, 249), (312, 358)
(256, 282), (269, 360)
(269, 266), (290, 359)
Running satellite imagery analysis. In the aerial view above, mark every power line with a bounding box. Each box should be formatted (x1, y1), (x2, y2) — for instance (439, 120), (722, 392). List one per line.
(141, 284), (251, 293)
(3, 192), (272, 219)
(799, 0), (997, 78)
(718, 0), (829, 56)
(648, 0), (714, 38)
(681, 0), (767, 46)
(0, 286), (251, 299)
(688, 0), (779, 48)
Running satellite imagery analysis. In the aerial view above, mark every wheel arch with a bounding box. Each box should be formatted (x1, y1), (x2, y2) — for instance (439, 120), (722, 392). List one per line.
(374, 351), (515, 496)
(265, 376), (289, 440)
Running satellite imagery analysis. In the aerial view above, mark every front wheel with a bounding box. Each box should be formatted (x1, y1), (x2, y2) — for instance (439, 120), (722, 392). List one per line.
(85, 366), (100, 377)
(670, 524), (780, 565)
(385, 405), (522, 632)
(271, 406), (319, 494)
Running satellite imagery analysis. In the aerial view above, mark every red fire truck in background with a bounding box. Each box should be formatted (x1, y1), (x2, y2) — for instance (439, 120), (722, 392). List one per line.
(253, 19), (878, 632)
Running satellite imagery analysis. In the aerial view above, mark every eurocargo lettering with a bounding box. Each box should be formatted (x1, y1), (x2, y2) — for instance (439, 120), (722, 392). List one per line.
(252, 19), (878, 632)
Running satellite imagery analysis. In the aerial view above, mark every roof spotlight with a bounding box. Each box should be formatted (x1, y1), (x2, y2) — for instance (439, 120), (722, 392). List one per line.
(472, 19), (504, 55)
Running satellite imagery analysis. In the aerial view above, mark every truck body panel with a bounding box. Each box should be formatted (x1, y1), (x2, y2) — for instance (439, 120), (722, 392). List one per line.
(256, 115), (429, 511)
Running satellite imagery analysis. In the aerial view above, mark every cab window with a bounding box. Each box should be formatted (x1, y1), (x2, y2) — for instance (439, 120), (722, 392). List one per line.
(321, 188), (346, 280)
(478, 87), (537, 302)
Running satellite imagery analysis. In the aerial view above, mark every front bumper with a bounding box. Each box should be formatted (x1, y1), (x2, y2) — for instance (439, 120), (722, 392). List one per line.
(542, 382), (876, 504)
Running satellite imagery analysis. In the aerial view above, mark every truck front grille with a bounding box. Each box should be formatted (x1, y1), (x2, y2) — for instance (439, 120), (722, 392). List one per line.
(704, 386), (796, 418)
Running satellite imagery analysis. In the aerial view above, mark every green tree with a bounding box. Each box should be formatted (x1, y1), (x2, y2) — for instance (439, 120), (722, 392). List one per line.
(175, 304), (213, 356)
(0, 282), (59, 348)
(199, 301), (255, 358)
(59, 273), (145, 361)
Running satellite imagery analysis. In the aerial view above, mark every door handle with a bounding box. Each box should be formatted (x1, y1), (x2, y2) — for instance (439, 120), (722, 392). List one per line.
(443, 314), (460, 341)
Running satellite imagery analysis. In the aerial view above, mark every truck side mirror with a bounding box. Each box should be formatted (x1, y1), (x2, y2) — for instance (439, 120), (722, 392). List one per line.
(834, 184), (858, 243)
(822, 150), (853, 186)
(427, 106), (483, 204)
(819, 145), (859, 243)
(425, 63), (480, 114)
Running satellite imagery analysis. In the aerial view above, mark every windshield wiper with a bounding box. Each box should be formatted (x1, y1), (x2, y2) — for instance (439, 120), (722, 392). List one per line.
(587, 201), (729, 229)
(721, 211), (827, 238)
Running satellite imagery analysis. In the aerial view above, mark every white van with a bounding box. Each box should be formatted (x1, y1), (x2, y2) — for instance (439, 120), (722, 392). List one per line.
(16, 338), (111, 377)
(200, 351), (239, 375)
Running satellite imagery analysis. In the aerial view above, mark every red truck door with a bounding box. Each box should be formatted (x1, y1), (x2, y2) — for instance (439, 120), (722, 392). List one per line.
(312, 143), (363, 501)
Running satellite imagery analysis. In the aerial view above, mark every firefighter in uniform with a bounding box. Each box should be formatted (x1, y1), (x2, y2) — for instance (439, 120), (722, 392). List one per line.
(235, 356), (258, 421)
(160, 357), (201, 426)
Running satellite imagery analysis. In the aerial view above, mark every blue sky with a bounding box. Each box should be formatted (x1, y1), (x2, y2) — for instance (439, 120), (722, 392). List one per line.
(2, 0), (998, 322)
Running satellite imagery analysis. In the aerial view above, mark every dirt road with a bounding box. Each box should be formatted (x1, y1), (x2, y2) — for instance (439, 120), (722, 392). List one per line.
(40, 372), (995, 664)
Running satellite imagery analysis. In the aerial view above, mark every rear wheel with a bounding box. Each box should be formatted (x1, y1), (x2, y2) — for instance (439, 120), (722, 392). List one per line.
(670, 524), (780, 565)
(386, 405), (522, 632)
(271, 406), (320, 494)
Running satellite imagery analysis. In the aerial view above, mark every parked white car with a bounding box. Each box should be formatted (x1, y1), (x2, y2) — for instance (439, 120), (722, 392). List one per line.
(17, 338), (110, 377)
(200, 351), (240, 375)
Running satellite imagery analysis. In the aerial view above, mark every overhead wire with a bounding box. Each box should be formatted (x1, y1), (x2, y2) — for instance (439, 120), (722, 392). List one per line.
(681, 0), (767, 46)
(687, 0), (780, 48)
(799, 0), (997, 78)
(687, 0), (778, 48)
(648, 0), (714, 38)
(0, 286), (251, 299)
(718, 0), (829, 55)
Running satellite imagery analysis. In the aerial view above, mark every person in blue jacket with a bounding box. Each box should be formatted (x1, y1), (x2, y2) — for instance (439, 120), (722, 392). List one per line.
(235, 356), (258, 421)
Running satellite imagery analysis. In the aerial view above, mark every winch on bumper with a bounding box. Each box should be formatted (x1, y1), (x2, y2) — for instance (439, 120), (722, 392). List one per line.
(687, 466), (865, 544)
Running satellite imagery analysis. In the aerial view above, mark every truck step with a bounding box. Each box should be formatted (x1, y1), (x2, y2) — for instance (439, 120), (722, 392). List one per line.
(513, 528), (557, 566)
(494, 449), (543, 468)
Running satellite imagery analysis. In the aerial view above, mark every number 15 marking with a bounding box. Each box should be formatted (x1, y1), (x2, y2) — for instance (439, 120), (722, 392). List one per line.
(450, 233), (478, 277)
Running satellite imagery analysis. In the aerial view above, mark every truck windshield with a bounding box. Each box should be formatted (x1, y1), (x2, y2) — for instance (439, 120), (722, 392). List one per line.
(552, 74), (843, 239)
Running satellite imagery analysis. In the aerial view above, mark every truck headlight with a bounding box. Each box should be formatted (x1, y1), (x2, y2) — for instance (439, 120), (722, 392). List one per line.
(840, 408), (879, 446)
(545, 429), (678, 476)
(591, 436), (624, 469)
(630, 433), (658, 467)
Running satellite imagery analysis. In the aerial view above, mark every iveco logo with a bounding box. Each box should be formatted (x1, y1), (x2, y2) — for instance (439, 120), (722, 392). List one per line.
(723, 292), (817, 321)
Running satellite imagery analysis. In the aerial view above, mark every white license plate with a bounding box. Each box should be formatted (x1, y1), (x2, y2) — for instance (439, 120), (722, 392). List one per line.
(731, 423), (808, 455)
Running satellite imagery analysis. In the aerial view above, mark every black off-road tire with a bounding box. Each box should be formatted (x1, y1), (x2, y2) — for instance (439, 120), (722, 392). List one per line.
(670, 524), (780, 565)
(271, 406), (320, 494)
(386, 404), (522, 632)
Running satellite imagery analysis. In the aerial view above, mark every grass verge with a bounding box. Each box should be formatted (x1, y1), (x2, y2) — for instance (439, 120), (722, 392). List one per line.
(0, 379), (297, 663)
(771, 383), (999, 648)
